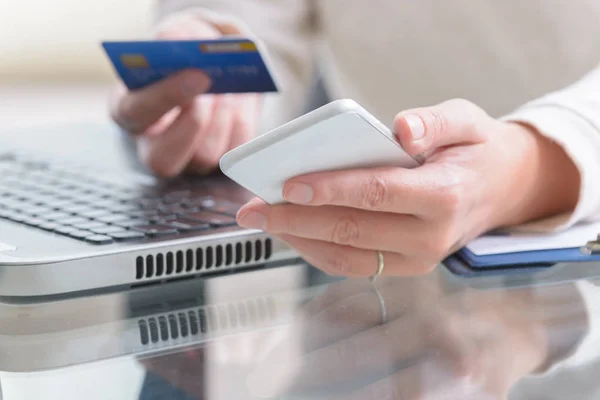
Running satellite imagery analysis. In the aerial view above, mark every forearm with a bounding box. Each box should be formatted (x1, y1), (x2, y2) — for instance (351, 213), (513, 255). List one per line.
(500, 64), (600, 231)
(497, 122), (580, 229)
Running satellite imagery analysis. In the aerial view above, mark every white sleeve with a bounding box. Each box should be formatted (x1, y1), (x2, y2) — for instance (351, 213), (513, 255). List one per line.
(501, 65), (600, 232)
(156, 0), (317, 131)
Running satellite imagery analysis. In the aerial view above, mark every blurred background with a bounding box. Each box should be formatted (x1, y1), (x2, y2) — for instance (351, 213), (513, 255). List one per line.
(0, 0), (153, 130)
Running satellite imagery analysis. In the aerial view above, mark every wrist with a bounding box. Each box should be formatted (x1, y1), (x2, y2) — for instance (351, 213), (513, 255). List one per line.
(494, 121), (580, 228)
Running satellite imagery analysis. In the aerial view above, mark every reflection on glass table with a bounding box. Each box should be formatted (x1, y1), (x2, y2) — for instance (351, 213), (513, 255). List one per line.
(1, 260), (600, 400)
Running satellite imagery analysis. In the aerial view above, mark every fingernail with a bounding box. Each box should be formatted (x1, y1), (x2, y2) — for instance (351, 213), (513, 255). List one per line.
(283, 183), (313, 204)
(182, 74), (210, 97)
(237, 210), (267, 230)
(404, 114), (425, 141)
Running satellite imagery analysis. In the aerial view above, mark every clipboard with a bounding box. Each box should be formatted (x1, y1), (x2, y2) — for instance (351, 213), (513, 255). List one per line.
(457, 246), (600, 269)
(457, 222), (600, 269)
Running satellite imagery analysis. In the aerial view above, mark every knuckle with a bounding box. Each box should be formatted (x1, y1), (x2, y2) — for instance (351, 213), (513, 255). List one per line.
(446, 97), (475, 109)
(439, 184), (463, 214)
(358, 176), (389, 209)
(330, 215), (360, 245)
(445, 98), (483, 129)
(324, 250), (352, 276)
(435, 169), (465, 214)
(422, 108), (449, 141)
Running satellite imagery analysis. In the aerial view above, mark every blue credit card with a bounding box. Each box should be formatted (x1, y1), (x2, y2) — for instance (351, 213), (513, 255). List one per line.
(102, 38), (279, 93)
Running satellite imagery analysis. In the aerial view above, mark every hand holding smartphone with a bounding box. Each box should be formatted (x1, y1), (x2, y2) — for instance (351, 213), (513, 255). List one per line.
(220, 99), (421, 204)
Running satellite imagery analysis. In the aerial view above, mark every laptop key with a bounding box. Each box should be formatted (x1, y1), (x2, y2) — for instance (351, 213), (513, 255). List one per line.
(109, 231), (146, 241)
(60, 216), (91, 225)
(38, 222), (61, 231)
(21, 217), (45, 227)
(184, 196), (216, 208)
(53, 226), (77, 235)
(149, 214), (177, 222)
(72, 221), (108, 230)
(44, 199), (80, 209)
(6, 213), (27, 223)
(183, 211), (237, 227)
(96, 214), (131, 223)
(133, 225), (179, 237)
(116, 219), (149, 228)
(78, 209), (112, 218)
(128, 209), (159, 218)
(158, 203), (192, 214)
(91, 226), (127, 235)
(162, 190), (191, 202)
(67, 230), (94, 239)
(45, 211), (73, 220)
(168, 219), (211, 232)
(85, 235), (114, 245)
(61, 203), (96, 213)
(204, 200), (241, 216)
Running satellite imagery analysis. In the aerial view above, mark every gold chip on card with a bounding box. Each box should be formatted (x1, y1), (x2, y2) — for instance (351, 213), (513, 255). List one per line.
(120, 54), (150, 69)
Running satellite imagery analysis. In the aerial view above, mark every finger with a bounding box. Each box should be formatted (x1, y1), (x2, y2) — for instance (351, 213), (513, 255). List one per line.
(274, 234), (437, 278)
(190, 94), (236, 170)
(138, 100), (207, 177)
(394, 98), (489, 158)
(228, 94), (261, 150)
(237, 202), (442, 259)
(282, 165), (463, 217)
(111, 70), (211, 135)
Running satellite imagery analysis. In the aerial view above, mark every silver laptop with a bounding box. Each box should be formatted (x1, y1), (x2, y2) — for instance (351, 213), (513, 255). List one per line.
(0, 150), (297, 297)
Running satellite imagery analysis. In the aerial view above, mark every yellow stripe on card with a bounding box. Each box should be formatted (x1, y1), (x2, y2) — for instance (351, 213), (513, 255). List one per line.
(200, 41), (257, 53)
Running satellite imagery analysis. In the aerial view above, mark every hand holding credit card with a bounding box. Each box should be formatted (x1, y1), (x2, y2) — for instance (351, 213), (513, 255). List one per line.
(102, 38), (279, 93)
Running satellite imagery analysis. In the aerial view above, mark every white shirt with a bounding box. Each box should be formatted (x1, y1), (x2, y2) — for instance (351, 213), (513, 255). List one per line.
(157, 1), (600, 397)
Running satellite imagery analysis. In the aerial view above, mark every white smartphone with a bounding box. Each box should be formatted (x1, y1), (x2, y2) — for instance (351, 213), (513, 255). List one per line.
(219, 99), (422, 204)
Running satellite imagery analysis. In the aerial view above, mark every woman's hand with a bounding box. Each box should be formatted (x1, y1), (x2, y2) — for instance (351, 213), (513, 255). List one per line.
(237, 99), (580, 277)
(246, 276), (586, 400)
(109, 12), (261, 177)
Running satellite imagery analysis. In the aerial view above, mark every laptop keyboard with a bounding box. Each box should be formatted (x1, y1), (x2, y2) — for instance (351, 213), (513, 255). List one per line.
(0, 153), (242, 245)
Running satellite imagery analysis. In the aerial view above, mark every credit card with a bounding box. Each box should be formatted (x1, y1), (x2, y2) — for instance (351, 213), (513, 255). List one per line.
(102, 38), (279, 93)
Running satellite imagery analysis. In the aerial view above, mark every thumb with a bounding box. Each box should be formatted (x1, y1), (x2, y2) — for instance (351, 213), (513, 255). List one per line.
(393, 98), (488, 158)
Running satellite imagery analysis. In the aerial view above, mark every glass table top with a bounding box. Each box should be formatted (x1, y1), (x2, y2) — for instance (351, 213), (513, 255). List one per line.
(0, 259), (599, 400)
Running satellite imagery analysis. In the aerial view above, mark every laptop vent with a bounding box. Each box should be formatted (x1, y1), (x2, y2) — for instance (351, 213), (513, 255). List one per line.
(135, 238), (273, 280)
(137, 296), (277, 345)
